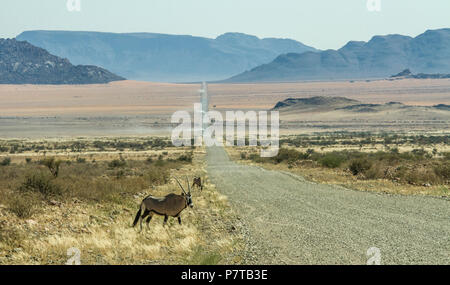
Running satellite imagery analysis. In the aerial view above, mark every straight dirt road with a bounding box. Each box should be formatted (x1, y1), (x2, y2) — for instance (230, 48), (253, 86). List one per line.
(206, 146), (450, 265)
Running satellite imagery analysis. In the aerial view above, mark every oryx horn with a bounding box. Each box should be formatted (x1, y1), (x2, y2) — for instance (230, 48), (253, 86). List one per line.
(175, 177), (187, 195)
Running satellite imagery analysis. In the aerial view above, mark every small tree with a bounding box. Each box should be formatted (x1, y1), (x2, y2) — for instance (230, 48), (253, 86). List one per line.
(349, 158), (372, 176)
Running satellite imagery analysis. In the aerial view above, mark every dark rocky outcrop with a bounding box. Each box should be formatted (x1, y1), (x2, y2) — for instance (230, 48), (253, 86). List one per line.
(391, 69), (450, 79)
(0, 38), (125, 84)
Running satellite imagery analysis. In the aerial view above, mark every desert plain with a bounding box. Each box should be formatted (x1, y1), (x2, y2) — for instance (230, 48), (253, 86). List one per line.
(0, 78), (449, 138)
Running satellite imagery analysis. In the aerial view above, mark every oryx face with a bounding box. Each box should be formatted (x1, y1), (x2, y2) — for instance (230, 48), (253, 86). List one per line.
(175, 177), (194, 208)
(186, 193), (194, 208)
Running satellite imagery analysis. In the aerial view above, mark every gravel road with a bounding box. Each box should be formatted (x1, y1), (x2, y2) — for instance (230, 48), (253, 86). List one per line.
(206, 146), (450, 265)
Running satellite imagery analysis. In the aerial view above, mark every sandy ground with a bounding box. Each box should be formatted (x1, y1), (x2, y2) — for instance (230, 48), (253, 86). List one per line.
(0, 81), (199, 116)
(208, 79), (450, 110)
(1, 79), (450, 116)
(0, 79), (449, 138)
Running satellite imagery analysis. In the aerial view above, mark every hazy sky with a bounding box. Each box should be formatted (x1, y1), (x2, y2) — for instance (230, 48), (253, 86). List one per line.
(1, 0), (450, 50)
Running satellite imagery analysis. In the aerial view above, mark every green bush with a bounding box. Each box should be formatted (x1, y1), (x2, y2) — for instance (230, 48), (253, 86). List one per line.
(273, 148), (304, 164)
(349, 158), (373, 176)
(108, 159), (126, 168)
(76, 157), (86, 163)
(319, 153), (346, 168)
(7, 193), (39, 218)
(252, 148), (310, 164)
(177, 152), (193, 163)
(0, 157), (11, 166)
(434, 162), (450, 182)
(19, 172), (62, 197)
(115, 169), (126, 179)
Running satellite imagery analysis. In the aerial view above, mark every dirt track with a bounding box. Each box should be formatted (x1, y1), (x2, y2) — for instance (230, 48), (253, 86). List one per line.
(206, 146), (450, 264)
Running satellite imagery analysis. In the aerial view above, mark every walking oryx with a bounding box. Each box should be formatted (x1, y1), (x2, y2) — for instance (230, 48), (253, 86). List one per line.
(132, 177), (193, 231)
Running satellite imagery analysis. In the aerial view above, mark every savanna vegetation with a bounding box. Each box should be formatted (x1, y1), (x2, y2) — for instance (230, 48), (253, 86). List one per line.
(232, 132), (449, 197)
(0, 138), (245, 265)
(0, 137), (174, 155)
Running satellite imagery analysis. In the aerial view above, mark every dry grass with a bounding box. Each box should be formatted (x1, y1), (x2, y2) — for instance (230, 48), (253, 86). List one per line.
(227, 133), (450, 197)
(0, 141), (245, 265)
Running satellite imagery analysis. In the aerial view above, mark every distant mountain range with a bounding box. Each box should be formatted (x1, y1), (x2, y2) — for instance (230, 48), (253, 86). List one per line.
(17, 31), (317, 82)
(0, 39), (124, 84)
(226, 28), (450, 82)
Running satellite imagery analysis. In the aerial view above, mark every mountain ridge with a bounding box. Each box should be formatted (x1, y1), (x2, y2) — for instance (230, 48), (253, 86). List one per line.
(17, 30), (317, 82)
(226, 28), (450, 82)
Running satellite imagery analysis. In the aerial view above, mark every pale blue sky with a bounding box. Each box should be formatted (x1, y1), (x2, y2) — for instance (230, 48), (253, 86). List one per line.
(1, 0), (449, 50)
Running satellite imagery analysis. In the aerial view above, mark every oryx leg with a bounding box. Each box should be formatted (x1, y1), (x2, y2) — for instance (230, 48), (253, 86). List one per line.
(145, 212), (154, 229)
(140, 210), (150, 232)
(163, 215), (168, 226)
(178, 216), (182, 225)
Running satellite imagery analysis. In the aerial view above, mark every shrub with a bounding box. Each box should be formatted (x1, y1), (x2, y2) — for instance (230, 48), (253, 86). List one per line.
(7, 193), (39, 219)
(76, 157), (86, 163)
(404, 166), (439, 185)
(434, 162), (450, 182)
(0, 157), (11, 166)
(349, 158), (372, 176)
(411, 148), (428, 157)
(364, 164), (385, 180)
(115, 169), (126, 179)
(271, 148), (309, 164)
(319, 153), (346, 168)
(108, 159), (126, 168)
(177, 152), (193, 163)
(19, 172), (62, 197)
(25, 157), (32, 164)
(248, 153), (266, 163)
(154, 159), (166, 167)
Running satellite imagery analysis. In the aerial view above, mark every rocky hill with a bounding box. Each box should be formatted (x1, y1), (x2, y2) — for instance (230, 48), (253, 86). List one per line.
(273, 96), (359, 111)
(391, 69), (450, 79)
(272, 96), (450, 121)
(0, 39), (125, 84)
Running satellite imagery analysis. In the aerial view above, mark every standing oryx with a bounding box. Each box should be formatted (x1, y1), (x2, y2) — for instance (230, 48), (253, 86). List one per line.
(192, 176), (203, 191)
(132, 177), (193, 231)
